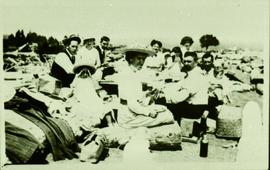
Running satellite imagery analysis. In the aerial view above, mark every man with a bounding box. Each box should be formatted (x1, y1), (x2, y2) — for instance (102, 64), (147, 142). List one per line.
(77, 38), (101, 68)
(163, 51), (209, 120)
(95, 36), (110, 65)
(50, 34), (81, 87)
(116, 45), (174, 128)
(199, 52), (215, 76)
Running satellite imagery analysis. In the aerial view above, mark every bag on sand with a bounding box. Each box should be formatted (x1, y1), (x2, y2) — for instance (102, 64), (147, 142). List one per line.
(79, 133), (105, 163)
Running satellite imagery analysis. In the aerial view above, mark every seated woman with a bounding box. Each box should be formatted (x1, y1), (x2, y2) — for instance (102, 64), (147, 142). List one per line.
(59, 56), (114, 135)
(116, 45), (174, 129)
(142, 40), (165, 77)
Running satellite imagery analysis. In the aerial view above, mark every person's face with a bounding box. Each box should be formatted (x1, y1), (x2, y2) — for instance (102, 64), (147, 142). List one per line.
(67, 40), (79, 55)
(182, 55), (196, 72)
(202, 57), (213, 70)
(129, 54), (147, 70)
(183, 43), (191, 51)
(100, 40), (109, 50)
(86, 41), (95, 50)
(152, 43), (160, 54)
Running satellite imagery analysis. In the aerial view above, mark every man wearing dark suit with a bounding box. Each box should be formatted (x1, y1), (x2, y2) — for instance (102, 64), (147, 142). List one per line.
(95, 36), (110, 65)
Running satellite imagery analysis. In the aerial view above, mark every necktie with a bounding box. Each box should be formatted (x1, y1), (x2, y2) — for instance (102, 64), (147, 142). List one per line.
(71, 55), (75, 64)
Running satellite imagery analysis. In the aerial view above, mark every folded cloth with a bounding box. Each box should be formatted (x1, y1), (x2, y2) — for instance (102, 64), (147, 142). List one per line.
(5, 121), (44, 164)
(5, 93), (80, 161)
(5, 109), (46, 144)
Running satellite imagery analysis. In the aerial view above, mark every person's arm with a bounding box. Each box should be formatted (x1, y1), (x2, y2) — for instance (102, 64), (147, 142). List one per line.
(164, 87), (191, 104)
(127, 100), (151, 116)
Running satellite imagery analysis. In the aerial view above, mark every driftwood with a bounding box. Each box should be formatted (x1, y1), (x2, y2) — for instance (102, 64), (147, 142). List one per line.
(97, 122), (182, 151)
(148, 122), (182, 150)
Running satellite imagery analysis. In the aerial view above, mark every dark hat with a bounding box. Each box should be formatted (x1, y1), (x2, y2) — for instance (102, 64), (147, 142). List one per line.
(63, 34), (81, 46)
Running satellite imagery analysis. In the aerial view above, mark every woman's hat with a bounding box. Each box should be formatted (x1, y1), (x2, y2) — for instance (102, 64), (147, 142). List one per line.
(122, 45), (155, 56)
(73, 56), (96, 74)
(83, 38), (95, 45)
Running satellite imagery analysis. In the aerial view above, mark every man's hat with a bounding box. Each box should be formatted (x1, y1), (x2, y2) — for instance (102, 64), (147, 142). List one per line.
(63, 34), (81, 46)
(122, 45), (155, 56)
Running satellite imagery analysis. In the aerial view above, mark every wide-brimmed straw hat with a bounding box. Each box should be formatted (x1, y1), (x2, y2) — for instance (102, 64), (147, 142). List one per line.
(122, 45), (155, 56)
(73, 56), (96, 74)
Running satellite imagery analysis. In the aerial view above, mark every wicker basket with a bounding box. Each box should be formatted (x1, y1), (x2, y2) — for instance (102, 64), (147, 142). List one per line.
(216, 105), (242, 138)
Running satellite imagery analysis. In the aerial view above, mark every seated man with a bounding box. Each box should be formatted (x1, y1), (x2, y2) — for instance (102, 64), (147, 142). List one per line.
(116, 45), (174, 129)
(198, 52), (215, 76)
(162, 51), (210, 120)
(50, 34), (81, 87)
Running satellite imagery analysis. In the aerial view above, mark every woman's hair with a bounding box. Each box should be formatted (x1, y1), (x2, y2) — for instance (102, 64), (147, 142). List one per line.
(150, 39), (162, 48)
(171, 46), (183, 61)
(180, 36), (194, 45)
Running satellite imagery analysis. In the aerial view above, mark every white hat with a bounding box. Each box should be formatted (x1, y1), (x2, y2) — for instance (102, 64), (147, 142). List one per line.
(122, 45), (155, 56)
(73, 55), (96, 74)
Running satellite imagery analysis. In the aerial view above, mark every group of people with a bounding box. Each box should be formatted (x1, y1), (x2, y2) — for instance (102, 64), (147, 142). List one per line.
(47, 34), (227, 132)
(4, 33), (231, 164)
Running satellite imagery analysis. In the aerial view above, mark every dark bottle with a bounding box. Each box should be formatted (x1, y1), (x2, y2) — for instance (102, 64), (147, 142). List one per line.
(200, 134), (208, 157)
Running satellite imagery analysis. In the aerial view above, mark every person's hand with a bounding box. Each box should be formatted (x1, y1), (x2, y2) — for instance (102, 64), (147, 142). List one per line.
(152, 105), (167, 113)
(148, 110), (158, 118)
(59, 87), (73, 99)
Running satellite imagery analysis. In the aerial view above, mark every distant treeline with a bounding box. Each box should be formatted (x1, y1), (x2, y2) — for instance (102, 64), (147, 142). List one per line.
(3, 30), (64, 54)
(3, 30), (221, 54)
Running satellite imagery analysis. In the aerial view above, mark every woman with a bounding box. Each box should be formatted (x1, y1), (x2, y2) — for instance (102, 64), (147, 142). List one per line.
(116, 46), (174, 129)
(142, 40), (166, 76)
(64, 55), (114, 135)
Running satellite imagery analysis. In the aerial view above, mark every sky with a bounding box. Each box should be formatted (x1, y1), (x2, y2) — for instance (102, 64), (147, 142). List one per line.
(1, 0), (269, 50)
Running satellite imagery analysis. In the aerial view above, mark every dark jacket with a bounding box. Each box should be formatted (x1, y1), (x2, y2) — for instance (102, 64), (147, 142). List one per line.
(95, 45), (105, 64)
(50, 50), (75, 87)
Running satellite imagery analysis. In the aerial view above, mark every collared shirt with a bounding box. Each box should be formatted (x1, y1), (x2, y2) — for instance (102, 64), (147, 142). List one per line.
(180, 67), (209, 104)
(77, 46), (101, 68)
(164, 66), (209, 105)
(143, 52), (165, 70)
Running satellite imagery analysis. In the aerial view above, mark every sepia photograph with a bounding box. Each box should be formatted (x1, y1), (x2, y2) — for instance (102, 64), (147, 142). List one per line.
(0, 0), (269, 169)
